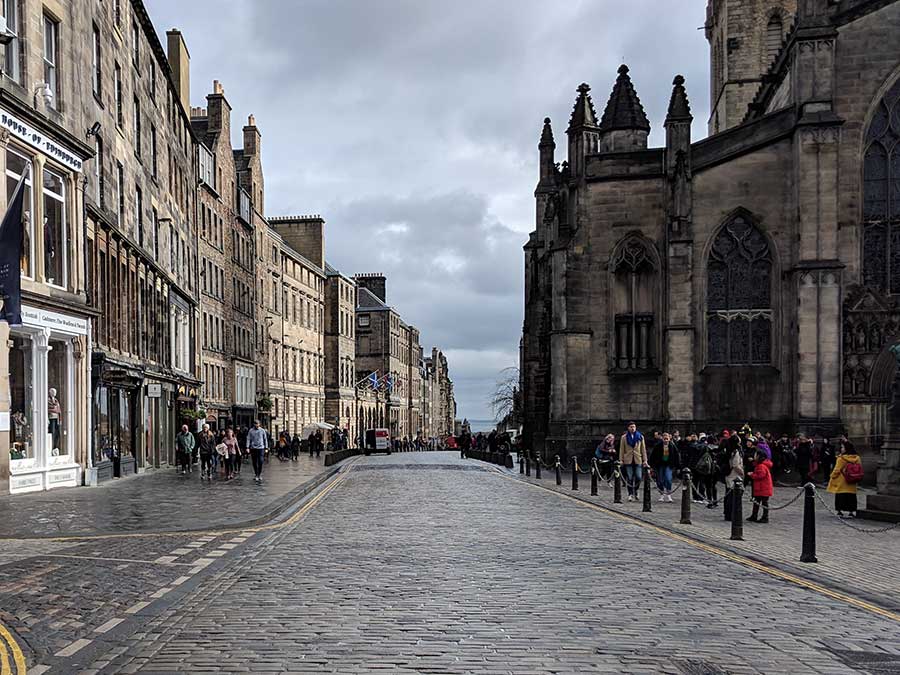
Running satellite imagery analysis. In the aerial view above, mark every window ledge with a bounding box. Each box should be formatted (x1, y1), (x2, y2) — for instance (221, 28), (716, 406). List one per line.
(609, 367), (661, 378)
(700, 364), (780, 375)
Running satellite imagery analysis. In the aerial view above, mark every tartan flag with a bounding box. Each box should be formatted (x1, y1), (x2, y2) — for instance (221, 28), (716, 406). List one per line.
(0, 168), (27, 325)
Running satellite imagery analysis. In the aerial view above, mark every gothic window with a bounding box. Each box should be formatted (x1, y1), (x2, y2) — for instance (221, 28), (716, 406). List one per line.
(706, 215), (773, 366)
(611, 237), (656, 370)
(765, 15), (783, 65)
(863, 78), (900, 294)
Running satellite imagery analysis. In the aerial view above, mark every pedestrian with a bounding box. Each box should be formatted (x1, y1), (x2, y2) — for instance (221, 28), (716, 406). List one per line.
(827, 439), (862, 518)
(650, 431), (681, 502)
(223, 428), (239, 480)
(618, 422), (648, 502)
(291, 432), (300, 461)
(795, 434), (813, 481)
(746, 449), (773, 523)
(820, 436), (836, 483)
(693, 434), (717, 505)
(247, 420), (267, 483)
(595, 433), (617, 482)
(722, 432), (744, 521)
(176, 424), (194, 475)
(198, 424), (216, 480)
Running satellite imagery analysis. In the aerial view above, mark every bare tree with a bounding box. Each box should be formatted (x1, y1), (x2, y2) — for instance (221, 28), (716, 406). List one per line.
(490, 367), (520, 424)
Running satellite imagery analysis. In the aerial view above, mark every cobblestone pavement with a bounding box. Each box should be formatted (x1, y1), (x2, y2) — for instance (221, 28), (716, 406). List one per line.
(0, 453), (332, 538)
(8, 451), (886, 674)
(512, 458), (900, 612)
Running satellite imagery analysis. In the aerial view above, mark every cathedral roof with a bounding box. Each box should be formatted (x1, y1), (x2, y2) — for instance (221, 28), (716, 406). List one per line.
(599, 65), (650, 133)
(665, 75), (692, 122)
(567, 83), (598, 132)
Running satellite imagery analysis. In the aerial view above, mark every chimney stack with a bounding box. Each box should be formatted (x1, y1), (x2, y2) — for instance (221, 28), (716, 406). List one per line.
(166, 29), (191, 111)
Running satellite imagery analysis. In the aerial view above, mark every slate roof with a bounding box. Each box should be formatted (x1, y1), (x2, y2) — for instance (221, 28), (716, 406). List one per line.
(599, 65), (650, 133)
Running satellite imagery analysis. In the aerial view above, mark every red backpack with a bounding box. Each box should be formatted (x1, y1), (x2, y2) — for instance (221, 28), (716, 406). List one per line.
(842, 460), (864, 484)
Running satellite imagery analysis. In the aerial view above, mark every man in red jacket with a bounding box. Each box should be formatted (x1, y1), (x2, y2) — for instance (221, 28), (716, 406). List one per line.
(747, 450), (774, 523)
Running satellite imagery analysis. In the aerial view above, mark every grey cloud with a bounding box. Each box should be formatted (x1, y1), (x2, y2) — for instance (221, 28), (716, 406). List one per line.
(146, 0), (709, 419)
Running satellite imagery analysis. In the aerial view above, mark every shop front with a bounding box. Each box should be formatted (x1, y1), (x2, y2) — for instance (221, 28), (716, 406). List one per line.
(143, 377), (177, 468)
(3, 305), (88, 493)
(90, 355), (142, 483)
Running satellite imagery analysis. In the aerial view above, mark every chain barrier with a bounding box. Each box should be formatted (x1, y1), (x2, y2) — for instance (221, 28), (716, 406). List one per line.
(813, 489), (900, 534)
(747, 485), (806, 512)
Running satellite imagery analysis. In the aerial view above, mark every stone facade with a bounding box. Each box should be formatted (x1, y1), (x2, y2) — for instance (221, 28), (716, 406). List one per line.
(324, 263), (357, 440)
(521, 0), (900, 504)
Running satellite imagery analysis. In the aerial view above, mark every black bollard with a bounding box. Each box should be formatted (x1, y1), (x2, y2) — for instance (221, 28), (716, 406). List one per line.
(525, 453), (531, 477)
(505, 453), (514, 470)
(591, 460), (598, 496)
(680, 469), (692, 525)
(730, 478), (744, 541)
(800, 483), (818, 563)
(555, 455), (562, 486)
(613, 461), (623, 504)
(572, 459), (579, 491)
(519, 453), (525, 474)
(535, 456), (542, 479)
(642, 469), (652, 512)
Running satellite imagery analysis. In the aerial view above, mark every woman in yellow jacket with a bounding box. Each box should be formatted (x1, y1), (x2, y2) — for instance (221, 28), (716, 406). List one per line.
(827, 439), (862, 518)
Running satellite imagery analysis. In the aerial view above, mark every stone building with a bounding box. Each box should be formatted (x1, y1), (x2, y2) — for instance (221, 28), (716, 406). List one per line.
(191, 81), (257, 432)
(81, 14), (199, 482)
(267, 216), (326, 439)
(407, 326), (422, 438)
(324, 262), (357, 440)
(521, 0), (900, 506)
(423, 347), (455, 439)
(0, 0), (96, 492)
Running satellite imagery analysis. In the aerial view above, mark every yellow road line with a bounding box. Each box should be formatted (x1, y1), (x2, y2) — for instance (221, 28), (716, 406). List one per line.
(508, 474), (900, 624)
(0, 620), (26, 675)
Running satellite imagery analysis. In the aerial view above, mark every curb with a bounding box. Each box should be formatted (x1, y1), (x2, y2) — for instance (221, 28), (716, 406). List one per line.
(0, 461), (350, 541)
(466, 457), (900, 615)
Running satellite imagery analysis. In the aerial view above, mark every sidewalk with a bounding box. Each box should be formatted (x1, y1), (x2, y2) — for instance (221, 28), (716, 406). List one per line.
(505, 459), (900, 611)
(0, 453), (339, 539)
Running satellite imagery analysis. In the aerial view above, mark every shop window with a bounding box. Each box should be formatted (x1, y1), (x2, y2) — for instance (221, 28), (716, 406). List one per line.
(42, 167), (66, 287)
(47, 338), (70, 459)
(8, 334), (34, 465)
(6, 148), (33, 278)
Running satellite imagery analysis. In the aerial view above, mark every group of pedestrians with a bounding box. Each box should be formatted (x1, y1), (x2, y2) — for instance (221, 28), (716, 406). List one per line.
(592, 423), (864, 521)
(174, 419), (273, 484)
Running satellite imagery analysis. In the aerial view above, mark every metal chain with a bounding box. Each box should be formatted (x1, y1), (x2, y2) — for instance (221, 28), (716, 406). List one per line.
(813, 489), (900, 534)
(747, 486), (805, 511)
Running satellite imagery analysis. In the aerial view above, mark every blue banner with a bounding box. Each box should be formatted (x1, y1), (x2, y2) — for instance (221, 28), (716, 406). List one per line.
(0, 171), (26, 325)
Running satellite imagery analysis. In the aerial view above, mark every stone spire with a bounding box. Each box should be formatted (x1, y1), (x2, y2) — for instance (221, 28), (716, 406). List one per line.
(598, 65), (650, 152)
(665, 75), (692, 123)
(540, 117), (555, 146)
(567, 83), (599, 132)
(538, 117), (556, 188)
(600, 65), (650, 132)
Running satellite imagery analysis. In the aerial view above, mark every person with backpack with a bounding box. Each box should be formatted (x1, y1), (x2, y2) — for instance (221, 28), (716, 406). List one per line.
(693, 435), (717, 505)
(827, 439), (862, 518)
(746, 449), (774, 523)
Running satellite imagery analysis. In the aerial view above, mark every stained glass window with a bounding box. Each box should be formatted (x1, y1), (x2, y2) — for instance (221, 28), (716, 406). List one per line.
(706, 215), (773, 365)
(863, 79), (900, 293)
(611, 236), (656, 370)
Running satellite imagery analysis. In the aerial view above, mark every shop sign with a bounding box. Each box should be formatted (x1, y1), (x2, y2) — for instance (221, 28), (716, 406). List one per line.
(0, 108), (83, 172)
(146, 383), (162, 398)
(22, 305), (88, 335)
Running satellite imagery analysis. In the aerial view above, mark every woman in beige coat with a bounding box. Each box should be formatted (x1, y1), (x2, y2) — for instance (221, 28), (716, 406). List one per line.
(619, 422), (648, 501)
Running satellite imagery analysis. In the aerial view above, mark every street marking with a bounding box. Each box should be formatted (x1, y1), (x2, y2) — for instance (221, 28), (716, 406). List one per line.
(0, 620), (26, 675)
(93, 618), (125, 634)
(171, 575), (191, 586)
(26, 666), (49, 675)
(0, 635), (10, 675)
(124, 601), (150, 615)
(229, 537), (248, 543)
(218, 543), (237, 550)
(150, 587), (172, 599)
(193, 558), (215, 567)
(54, 638), (92, 657)
(168, 548), (192, 555)
(30, 553), (193, 567)
(206, 551), (225, 558)
(509, 475), (900, 623)
(153, 555), (178, 564)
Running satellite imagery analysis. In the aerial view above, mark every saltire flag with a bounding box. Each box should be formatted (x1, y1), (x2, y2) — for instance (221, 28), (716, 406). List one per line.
(368, 371), (378, 388)
(0, 166), (28, 325)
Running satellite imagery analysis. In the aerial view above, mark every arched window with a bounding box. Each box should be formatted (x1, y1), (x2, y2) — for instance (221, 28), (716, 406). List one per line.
(706, 215), (773, 366)
(765, 15), (783, 64)
(862, 78), (900, 294)
(611, 236), (657, 370)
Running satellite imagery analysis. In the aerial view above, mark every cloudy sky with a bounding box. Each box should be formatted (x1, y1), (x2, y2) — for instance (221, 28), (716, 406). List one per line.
(146, 0), (710, 421)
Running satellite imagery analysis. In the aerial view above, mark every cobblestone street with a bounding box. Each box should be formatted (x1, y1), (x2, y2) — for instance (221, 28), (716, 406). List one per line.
(3, 452), (897, 674)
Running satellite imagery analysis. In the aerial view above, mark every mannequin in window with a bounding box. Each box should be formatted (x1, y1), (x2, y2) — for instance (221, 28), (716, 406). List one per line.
(20, 210), (31, 274)
(43, 215), (55, 282)
(48, 387), (61, 451)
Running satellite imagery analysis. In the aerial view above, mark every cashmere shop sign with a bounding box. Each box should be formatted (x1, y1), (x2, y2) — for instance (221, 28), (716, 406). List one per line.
(21, 304), (88, 335)
(0, 108), (83, 172)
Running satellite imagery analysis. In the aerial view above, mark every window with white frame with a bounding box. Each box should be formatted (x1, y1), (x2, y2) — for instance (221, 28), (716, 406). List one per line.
(92, 24), (101, 97)
(3, 0), (21, 84)
(42, 167), (67, 287)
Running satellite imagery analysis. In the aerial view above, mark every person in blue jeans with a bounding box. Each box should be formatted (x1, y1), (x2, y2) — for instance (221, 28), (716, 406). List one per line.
(246, 420), (268, 483)
(618, 422), (648, 501)
(650, 432), (682, 503)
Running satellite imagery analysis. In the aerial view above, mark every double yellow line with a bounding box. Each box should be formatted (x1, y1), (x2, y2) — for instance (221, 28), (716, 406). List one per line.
(0, 622), (26, 675)
(510, 475), (900, 624)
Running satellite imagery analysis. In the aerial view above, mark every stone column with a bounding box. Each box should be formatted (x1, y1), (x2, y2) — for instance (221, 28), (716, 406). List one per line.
(34, 329), (50, 474)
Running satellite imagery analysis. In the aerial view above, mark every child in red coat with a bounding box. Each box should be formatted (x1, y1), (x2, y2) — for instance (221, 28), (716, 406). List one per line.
(747, 451), (774, 523)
